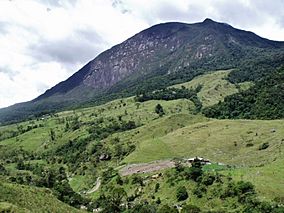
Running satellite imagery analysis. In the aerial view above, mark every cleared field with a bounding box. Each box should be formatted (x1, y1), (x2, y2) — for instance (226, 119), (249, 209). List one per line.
(124, 119), (284, 166)
(172, 70), (252, 107)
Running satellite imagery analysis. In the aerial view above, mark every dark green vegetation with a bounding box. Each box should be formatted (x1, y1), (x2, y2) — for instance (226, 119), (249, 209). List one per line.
(1, 18), (284, 125)
(203, 67), (284, 119)
(135, 86), (202, 112)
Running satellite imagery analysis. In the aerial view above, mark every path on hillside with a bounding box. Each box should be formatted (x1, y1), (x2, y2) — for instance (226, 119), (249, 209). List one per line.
(86, 177), (101, 194)
(119, 160), (176, 176)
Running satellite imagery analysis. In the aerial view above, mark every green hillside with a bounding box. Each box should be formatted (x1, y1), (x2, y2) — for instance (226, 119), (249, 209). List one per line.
(203, 67), (284, 119)
(172, 69), (253, 107)
(0, 181), (81, 213)
(0, 70), (283, 212)
(124, 119), (284, 166)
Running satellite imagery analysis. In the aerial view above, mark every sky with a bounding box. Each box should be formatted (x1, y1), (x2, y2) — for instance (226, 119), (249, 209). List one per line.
(0, 0), (283, 108)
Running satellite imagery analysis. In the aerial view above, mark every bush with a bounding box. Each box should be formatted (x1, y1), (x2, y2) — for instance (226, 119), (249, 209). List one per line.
(176, 186), (188, 201)
(200, 173), (216, 186)
(259, 142), (269, 150)
(183, 167), (203, 181)
(155, 104), (165, 117)
(236, 181), (255, 195)
(16, 159), (25, 170)
(155, 183), (160, 193)
(131, 175), (144, 186)
(156, 197), (161, 204)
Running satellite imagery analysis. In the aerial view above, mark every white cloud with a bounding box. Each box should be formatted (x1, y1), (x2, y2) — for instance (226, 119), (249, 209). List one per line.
(0, 0), (283, 108)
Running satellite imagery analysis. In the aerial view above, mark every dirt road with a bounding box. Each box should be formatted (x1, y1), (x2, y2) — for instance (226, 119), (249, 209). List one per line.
(86, 177), (101, 194)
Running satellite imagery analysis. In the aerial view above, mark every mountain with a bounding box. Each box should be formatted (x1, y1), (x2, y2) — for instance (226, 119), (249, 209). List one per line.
(0, 18), (284, 124)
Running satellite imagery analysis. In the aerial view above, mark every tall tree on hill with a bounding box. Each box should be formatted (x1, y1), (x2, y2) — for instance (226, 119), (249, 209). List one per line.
(155, 104), (165, 117)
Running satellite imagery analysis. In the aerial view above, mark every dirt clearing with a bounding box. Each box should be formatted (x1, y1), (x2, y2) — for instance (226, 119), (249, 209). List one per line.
(119, 160), (175, 176)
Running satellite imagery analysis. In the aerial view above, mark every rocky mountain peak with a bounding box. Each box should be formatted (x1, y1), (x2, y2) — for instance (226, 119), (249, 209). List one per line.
(0, 19), (283, 124)
(203, 18), (215, 24)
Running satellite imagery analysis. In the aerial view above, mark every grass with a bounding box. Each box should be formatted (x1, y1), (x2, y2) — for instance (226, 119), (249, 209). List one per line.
(0, 127), (50, 152)
(0, 70), (250, 154)
(122, 117), (284, 200)
(202, 163), (228, 172)
(222, 158), (284, 201)
(172, 70), (252, 107)
(69, 175), (94, 193)
(124, 119), (284, 166)
(0, 181), (82, 213)
(0, 98), (196, 153)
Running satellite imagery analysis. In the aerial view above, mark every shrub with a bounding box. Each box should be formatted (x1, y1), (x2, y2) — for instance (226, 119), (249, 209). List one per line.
(176, 186), (188, 201)
(156, 197), (161, 204)
(183, 167), (203, 182)
(259, 142), (269, 150)
(155, 104), (165, 116)
(131, 175), (144, 186)
(155, 183), (160, 193)
(246, 143), (254, 147)
(201, 173), (216, 186)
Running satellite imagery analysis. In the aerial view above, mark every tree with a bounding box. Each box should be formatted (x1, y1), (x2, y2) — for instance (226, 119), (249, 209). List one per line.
(184, 158), (203, 181)
(131, 174), (144, 186)
(155, 104), (165, 116)
(174, 158), (184, 173)
(50, 129), (56, 141)
(176, 186), (188, 201)
(184, 167), (202, 182)
(116, 174), (123, 185)
(16, 159), (25, 170)
(101, 187), (127, 213)
(101, 167), (116, 183)
(201, 173), (215, 186)
(155, 183), (160, 193)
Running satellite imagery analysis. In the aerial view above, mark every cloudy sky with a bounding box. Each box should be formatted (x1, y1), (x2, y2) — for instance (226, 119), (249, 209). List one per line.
(0, 0), (283, 108)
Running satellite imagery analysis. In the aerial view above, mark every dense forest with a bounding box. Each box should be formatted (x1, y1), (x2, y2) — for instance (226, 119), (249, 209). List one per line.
(203, 67), (284, 119)
(134, 86), (202, 112)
